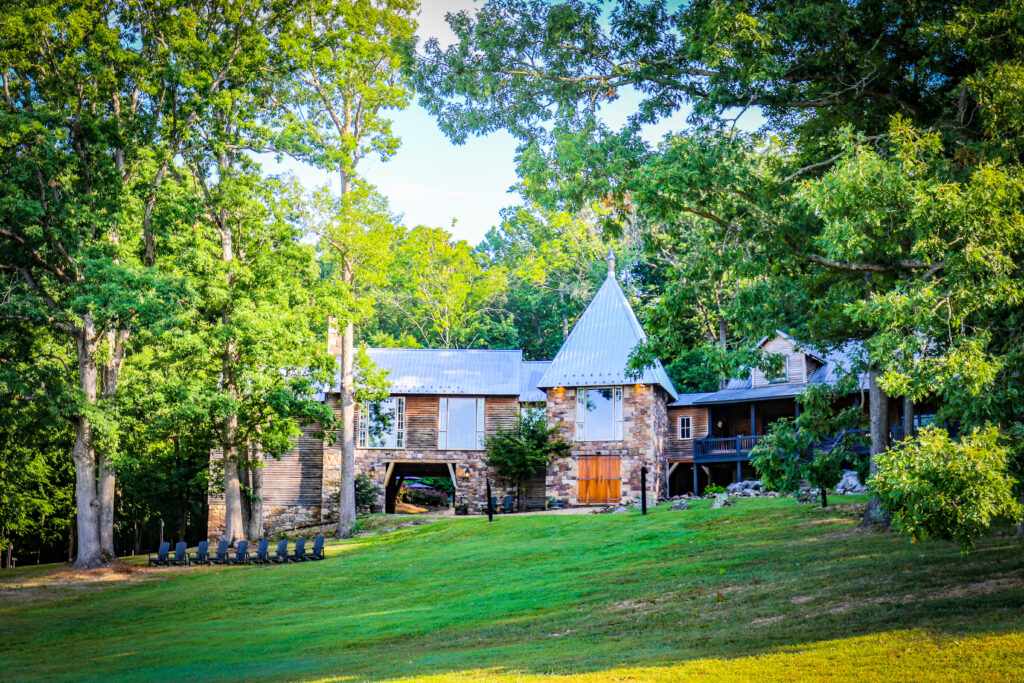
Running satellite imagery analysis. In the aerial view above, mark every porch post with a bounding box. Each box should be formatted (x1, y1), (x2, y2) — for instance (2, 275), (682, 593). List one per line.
(737, 460), (742, 482)
(750, 403), (756, 436)
(692, 463), (698, 495)
(794, 401), (800, 418)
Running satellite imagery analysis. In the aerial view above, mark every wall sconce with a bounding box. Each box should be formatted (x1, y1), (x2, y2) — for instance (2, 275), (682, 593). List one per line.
(460, 465), (472, 479)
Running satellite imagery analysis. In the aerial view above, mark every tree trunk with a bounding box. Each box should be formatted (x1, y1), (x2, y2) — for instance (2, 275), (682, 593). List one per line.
(96, 455), (116, 560)
(175, 438), (187, 542)
(222, 449), (244, 543)
(72, 321), (105, 568)
(247, 439), (264, 540)
(337, 317), (357, 537)
(862, 367), (890, 526)
(218, 219), (244, 544)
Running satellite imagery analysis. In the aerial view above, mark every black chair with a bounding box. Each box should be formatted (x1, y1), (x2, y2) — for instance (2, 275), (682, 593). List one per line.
(271, 539), (289, 564)
(288, 537), (307, 562)
(210, 540), (230, 565)
(148, 541), (170, 567)
(227, 540), (249, 565)
(188, 540), (210, 566)
(251, 540), (270, 565)
(308, 536), (325, 561)
(489, 496), (498, 513)
(502, 495), (515, 513)
(167, 541), (188, 566)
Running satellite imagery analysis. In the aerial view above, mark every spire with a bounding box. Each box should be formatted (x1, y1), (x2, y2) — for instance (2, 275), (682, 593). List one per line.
(606, 247), (615, 279)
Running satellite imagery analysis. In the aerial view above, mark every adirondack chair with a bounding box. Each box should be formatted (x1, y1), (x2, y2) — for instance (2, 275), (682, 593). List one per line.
(227, 540), (249, 565)
(288, 537), (307, 562)
(308, 536), (326, 561)
(210, 540), (230, 565)
(167, 541), (188, 566)
(251, 540), (270, 565)
(148, 541), (170, 566)
(188, 541), (210, 566)
(271, 539), (289, 564)
(502, 495), (515, 513)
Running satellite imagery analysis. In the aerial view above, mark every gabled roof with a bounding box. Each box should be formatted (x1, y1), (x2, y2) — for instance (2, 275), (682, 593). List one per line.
(519, 361), (551, 402)
(334, 348), (526, 396)
(755, 329), (826, 364)
(537, 272), (678, 399)
(668, 341), (866, 407)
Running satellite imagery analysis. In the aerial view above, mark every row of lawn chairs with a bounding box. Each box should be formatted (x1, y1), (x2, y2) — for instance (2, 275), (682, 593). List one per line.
(148, 536), (326, 567)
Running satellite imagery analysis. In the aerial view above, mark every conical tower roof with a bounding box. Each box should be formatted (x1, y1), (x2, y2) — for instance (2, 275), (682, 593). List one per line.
(538, 255), (678, 399)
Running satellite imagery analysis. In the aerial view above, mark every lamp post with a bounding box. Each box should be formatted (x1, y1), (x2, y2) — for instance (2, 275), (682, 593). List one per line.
(485, 476), (494, 523)
(640, 466), (648, 516)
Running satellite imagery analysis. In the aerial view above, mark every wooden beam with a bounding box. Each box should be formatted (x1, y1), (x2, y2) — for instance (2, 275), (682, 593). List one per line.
(383, 461), (395, 488)
(447, 462), (459, 490)
(667, 462), (679, 477)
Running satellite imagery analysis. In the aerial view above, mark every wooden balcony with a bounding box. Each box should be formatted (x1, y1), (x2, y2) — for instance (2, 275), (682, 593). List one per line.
(694, 426), (905, 463)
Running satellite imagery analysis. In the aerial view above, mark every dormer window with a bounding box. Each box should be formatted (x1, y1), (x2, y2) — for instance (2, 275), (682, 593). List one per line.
(768, 357), (790, 384)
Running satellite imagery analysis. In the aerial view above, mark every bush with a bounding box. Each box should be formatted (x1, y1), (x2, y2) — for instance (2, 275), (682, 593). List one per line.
(704, 484), (727, 495)
(402, 488), (449, 507)
(355, 472), (382, 513)
(870, 426), (1022, 550)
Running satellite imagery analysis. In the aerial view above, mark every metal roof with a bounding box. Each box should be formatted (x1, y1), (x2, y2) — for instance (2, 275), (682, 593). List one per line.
(333, 348), (526, 395)
(519, 361), (551, 402)
(538, 273), (678, 399)
(668, 341), (867, 407)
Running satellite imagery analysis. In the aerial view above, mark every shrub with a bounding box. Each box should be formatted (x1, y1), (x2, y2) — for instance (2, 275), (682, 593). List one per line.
(355, 472), (382, 513)
(485, 409), (570, 509)
(704, 484), (727, 495)
(870, 426), (1022, 550)
(403, 488), (449, 507)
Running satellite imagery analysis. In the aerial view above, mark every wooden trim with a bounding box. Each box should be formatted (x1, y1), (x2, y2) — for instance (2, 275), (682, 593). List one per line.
(447, 462), (458, 490)
(383, 461), (395, 488)
(668, 462), (679, 477)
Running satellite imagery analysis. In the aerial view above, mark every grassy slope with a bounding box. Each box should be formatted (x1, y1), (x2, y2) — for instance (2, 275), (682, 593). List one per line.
(2, 497), (1023, 682)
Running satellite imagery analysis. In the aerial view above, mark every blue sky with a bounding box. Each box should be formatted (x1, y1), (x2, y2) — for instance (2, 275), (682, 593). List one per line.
(267, 0), (753, 246)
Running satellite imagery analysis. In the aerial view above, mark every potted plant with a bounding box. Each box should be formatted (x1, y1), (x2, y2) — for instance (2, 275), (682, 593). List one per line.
(547, 496), (563, 510)
(454, 502), (469, 516)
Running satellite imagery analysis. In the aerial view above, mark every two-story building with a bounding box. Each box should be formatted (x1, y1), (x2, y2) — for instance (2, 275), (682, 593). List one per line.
(207, 252), (915, 537)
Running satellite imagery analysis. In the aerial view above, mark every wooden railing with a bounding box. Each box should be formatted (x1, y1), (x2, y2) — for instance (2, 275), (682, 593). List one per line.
(694, 425), (908, 462)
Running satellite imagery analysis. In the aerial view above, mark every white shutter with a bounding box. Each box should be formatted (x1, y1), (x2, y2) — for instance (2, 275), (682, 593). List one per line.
(476, 398), (486, 449)
(575, 389), (586, 441)
(437, 397), (448, 450)
(613, 387), (624, 440)
(357, 405), (367, 448)
(395, 397), (406, 448)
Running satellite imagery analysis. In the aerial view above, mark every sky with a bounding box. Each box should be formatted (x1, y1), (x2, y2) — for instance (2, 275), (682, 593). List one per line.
(266, 0), (744, 246)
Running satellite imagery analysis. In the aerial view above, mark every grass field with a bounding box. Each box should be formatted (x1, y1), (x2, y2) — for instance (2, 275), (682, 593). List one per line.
(2, 496), (1024, 681)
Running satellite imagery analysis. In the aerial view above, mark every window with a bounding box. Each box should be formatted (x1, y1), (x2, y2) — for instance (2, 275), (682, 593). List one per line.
(575, 387), (624, 441)
(768, 356), (790, 384)
(678, 416), (692, 439)
(358, 397), (405, 449)
(438, 397), (485, 450)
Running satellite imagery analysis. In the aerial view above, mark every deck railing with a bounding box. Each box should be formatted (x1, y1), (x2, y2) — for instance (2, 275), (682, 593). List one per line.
(694, 425), (908, 462)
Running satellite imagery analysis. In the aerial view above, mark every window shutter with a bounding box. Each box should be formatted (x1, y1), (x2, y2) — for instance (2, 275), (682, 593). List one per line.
(395, 397), (406, 448)
(437, 397), (448, 450)
(613, 387), (624, 440)
(357, 405), (367, 448)
(476, 398), (486, 449)
(575, 389), (586, 441)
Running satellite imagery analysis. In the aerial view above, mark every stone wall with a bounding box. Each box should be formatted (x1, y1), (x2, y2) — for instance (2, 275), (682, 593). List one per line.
(544, 384), (668, 506)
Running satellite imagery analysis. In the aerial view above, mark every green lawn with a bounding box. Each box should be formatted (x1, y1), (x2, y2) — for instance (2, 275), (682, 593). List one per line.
(2, 497), (1024, 681)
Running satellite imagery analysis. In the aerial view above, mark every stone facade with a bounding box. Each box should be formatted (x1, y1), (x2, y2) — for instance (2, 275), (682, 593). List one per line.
(544, 384), (667, 506)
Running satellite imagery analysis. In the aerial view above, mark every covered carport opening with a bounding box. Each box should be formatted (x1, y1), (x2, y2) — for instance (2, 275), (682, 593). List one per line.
(383, 461), (459, 514)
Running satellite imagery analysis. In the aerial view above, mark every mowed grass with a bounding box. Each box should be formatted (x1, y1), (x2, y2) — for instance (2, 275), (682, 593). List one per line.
(2, 497), (1024, 681)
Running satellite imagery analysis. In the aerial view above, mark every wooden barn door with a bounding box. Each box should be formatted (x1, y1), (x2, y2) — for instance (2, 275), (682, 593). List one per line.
(578, 456), (621, 504)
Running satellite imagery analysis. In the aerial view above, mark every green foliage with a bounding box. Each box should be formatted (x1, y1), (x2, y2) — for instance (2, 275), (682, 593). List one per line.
(485, 409), (571, 500)
(355, 472), (382, 513)
(871, 427), (1022, 550)
(703, 484), (726, 496)
(751, 376), (867, 496)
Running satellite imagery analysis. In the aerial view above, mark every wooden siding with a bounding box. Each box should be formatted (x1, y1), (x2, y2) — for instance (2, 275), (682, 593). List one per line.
(666, 406), (709, 460)
(261, 424), (324, 505)
(354, 394), (520, 452)
(752, 335), (809, 387)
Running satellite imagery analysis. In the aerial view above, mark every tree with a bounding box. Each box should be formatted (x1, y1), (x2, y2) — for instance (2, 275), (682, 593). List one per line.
(416, 0), (1024, 534)
(750, 376), (867, 507)
(871, 427), (1022, 550)
(279, 0), (416, 538)
(484, 409), (570, 510)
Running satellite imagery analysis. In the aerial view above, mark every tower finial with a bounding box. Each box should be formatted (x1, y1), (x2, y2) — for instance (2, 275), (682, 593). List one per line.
(606, 247), (615, 278)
